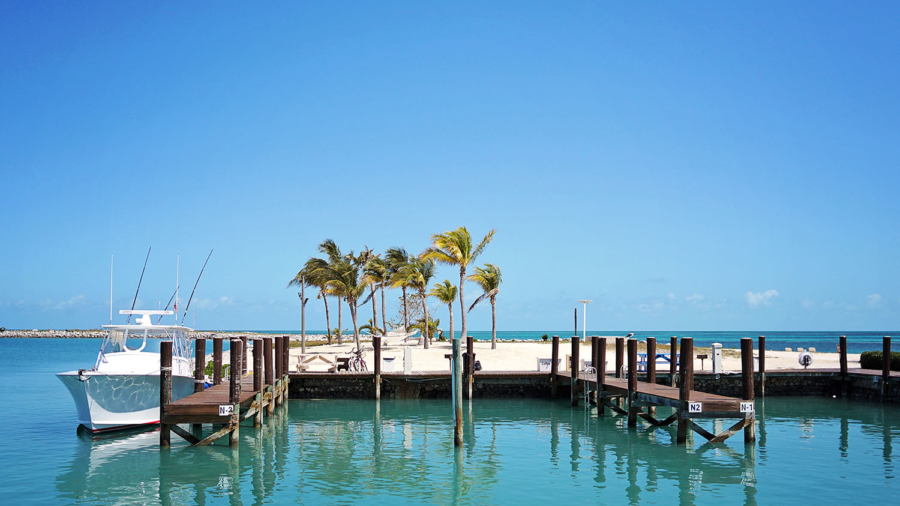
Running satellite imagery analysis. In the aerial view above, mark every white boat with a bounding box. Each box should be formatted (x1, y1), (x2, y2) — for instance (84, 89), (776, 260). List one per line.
(57, 310), (195, 432)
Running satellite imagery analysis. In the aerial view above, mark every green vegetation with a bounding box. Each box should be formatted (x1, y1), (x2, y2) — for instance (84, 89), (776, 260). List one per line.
(430, 280), (458, 341)
(205, 360), (230, 378)
(542, 334), (549, 342)
(860, 351), (900, 371)
(467, 263), (502, 349)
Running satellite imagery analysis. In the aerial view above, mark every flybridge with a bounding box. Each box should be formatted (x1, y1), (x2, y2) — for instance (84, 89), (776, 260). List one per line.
(119, 310), (174, 326)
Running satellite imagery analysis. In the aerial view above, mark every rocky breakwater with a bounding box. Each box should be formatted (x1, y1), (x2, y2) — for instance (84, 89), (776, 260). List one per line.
(1, 329), (108, 338)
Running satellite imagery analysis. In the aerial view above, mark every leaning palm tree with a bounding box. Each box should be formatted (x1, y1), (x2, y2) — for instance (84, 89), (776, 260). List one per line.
(467, 263), (502, 349)
(303, 256), (334, 344)
(287, 266), (311, 353)
(429, 280), (458, 341)
(425, 227), (495, 347)
(397, 255), (436, 349)
(385, 247), (410, 333)
(360, 250), (385, 336)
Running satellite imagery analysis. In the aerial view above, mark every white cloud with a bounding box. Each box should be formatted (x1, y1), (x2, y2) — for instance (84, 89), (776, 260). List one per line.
(745, 289), (779, 308)
(866, 294), (882, 308)
(800, 299), (815, 309)
(668, 293), (677, 301)
(55, 295), (86, 310)
(685, 293), (704, 303)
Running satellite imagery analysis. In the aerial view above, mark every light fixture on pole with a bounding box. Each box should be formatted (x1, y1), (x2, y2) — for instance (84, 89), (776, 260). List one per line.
(577, 300), (592, 341)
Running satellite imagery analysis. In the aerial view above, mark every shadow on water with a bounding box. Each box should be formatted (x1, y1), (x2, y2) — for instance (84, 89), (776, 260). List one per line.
(52, 396), (898, 505)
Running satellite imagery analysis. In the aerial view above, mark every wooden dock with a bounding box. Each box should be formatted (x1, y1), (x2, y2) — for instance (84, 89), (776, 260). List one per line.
(159, 335), (290, 447)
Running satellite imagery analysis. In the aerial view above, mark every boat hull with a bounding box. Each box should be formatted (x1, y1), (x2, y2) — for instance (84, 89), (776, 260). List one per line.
(57, 372), (194, 432)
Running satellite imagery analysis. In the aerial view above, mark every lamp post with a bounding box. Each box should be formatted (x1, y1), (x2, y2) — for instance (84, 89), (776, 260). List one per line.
(577, 300), (592, 341)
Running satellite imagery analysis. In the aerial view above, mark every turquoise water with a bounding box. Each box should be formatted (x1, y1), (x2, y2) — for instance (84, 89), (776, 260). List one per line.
(1, 338), (898, 505)
(242, 330), (897, 354)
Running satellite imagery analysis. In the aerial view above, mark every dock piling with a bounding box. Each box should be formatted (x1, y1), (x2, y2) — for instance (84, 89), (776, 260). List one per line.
(241, 336), (248, 374)
(627, 338), (637, 427)
(192, 338), (205, 434)
(213, 337), (223, 386)
(669, 336), (677, 387)
(274, 336), (283, 407)
(597, 337), (607, 417)
(676, 337), (694, 444)
(884, 336), (892, 400)
(229, 339), (242, 446)
(550, 336), (559, 398)
(452, 337), (463, 447)
(615, 338), (624, 378)
(571, 336), (580, 407)
(741, 337), (756, 443)
(467, 335), (474, 400)
(253, 338), (263, 427)
(374, 336), (381, 400)
(646, 336), (656, 417)
(758, 335), (766, 397)
(282, 335), (290, 402)
(160, 341), (172, 447)
(264, 338), (274, 415)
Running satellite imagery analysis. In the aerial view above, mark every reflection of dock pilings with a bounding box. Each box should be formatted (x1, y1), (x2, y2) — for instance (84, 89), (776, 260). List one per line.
(159, 336), (291, 447)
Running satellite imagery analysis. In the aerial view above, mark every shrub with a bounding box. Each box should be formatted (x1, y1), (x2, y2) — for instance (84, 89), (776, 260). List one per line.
(0, 327), (5, 332)
(541, 334), (549, 342)
(860, 351), (900, 371)
(205, 360), (230, 378)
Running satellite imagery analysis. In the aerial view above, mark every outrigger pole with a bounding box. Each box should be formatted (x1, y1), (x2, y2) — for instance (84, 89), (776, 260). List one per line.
(125, 247), (151, 324)
(181, 249), (213, 326)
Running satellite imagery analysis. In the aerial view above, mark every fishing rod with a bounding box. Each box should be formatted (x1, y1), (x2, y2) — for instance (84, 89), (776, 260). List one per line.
(125, 247), (151, 324)
(181, 249), (213, 326)
(155, 288), (178, 324)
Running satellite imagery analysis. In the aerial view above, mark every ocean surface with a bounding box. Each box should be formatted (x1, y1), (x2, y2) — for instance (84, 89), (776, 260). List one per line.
(1, 338), (897, 505)
(228, 330), (898, 354)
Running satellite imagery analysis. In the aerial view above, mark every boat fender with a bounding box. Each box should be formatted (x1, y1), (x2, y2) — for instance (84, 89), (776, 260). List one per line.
(798, 351), (813, 369)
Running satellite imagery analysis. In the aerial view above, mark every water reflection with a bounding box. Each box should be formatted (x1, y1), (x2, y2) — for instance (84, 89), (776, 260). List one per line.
(53, 397), (899, 505)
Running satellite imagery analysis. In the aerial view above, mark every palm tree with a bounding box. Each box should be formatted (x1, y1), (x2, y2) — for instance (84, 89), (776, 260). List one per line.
(287, 266), (311, 353)
(429, 280), (458, 341)
(385, 247), (410, 333)
(303, 256), (334, 344)
(327, 254), (368, 350)
(409, 317), (441, 342)
(359, 318), (383, 336)
(396, 255), (436, 348)
(467, 263), (502, 349)
(360, 249), (385, 336)
(425, 227), (495, 347)
(319, 239), (345, 345)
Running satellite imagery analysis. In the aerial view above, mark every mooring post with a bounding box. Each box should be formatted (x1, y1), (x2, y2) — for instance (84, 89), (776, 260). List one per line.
(193, 338), (206, 435)
(253, 338), (263, 427)
(274, 336), (284, 407)
(677, 337), (694, 444)
(374, 336), (382, 400)
(627, 338), (637, 427)
(213, 337), (223, 386)
(229, 339), (242, 446)
(160, 341), (172, 447)
(615, 337), (624, 378)
(467, 335), (474, 400)
(646, 337), (656, 417)
(282, 335), (290, 401)
(264, 337), (274, 415)
(571, 336), (581, 407)
(241, 336), (248, 375)
(591, 336), (599, 407)
(452, 337), (463, 447)
(758, 335), (766, 397)
(669, 336), (678, 387)
(741, 337), (756, 442)
(884, 336), (892, 400)
(550, 335), (560, 398)
(597, 337), (607, 416)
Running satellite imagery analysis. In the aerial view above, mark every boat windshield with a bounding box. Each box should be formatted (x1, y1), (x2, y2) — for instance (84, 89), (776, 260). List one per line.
(95, 327), (193, 368)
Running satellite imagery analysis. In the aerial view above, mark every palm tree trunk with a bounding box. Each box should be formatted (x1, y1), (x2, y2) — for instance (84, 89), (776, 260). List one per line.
(380, 284), (386, 334)
(402, 287), (409, 333)
(458, 268), (466, 345)
(323, 293), (332, 345)
(370, 284), (378, 335)
(422, 293), (430, 349)
(300, 282), (306, 354)
(491, 297), (497, 350)
(351, 303), (360, 351)
(337, 300), (343, 345)
(448, 302), (454, 341)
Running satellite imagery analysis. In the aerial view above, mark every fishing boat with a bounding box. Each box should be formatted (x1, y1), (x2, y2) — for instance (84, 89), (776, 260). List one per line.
(57, 310), (195, 432)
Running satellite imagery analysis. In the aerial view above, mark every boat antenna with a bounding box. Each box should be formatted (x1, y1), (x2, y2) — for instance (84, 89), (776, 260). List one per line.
(155, 288), (179, 324)
(125, 247), (151, 324)
(181, 249), (213, 325)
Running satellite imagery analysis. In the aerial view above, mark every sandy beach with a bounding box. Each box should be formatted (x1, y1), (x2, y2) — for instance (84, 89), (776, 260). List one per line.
(285, 337), (860, 373)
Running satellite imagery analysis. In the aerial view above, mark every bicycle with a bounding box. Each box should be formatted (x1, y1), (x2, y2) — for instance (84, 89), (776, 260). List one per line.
(349, 347), (367, 372)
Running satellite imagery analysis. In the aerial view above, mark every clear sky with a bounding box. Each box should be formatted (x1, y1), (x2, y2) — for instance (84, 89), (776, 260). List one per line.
(2, 2), (898, 331)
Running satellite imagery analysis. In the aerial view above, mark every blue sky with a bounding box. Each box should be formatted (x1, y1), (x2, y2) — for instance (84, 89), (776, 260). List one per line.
(2, 2), (898, 331)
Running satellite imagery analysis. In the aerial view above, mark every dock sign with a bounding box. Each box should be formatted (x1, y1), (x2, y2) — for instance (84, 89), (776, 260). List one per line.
(688, 402), (702, 413)
(218, 405), (234, 416)
(740, 402), (754, 413)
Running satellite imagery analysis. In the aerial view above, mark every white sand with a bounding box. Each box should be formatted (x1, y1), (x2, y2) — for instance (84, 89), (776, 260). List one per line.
(288, 338), (860, 373)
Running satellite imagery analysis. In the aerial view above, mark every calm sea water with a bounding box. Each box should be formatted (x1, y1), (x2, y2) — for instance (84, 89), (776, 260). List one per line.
(240, 330), (898, 354)
(1, 338), (897, 505)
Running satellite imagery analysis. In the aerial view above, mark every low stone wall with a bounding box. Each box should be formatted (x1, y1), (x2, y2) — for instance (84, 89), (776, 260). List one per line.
(289, 372), (552, 399)
(290, 370), (899, 403)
